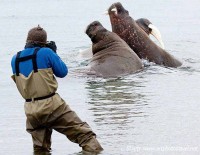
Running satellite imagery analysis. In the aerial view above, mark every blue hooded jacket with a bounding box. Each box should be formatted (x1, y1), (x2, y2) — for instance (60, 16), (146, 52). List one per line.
(11, 47), (68, 78)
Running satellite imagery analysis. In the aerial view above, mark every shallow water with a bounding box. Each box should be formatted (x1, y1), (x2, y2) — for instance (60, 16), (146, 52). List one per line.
(0, 0), (200, 155)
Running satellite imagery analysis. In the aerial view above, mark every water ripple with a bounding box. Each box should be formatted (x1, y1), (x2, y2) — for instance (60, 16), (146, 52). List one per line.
(85, 78), (150, 128)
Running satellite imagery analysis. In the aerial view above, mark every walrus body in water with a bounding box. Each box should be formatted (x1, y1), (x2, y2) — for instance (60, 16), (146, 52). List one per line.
(108, 2), (182, 67)
(85, 21), (143, 78)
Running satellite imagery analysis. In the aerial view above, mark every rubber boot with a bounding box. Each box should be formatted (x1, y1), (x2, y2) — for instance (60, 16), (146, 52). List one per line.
(82, 137), (103, 153)
(33, 145), (51, 155)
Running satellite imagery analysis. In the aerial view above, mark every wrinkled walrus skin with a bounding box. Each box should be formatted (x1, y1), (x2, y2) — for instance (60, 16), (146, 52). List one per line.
(86, 21), (143, 78)
(108, 2), (182, 68)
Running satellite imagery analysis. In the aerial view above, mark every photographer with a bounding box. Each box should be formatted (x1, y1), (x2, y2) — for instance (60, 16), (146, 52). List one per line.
(11, 25), (103, 153)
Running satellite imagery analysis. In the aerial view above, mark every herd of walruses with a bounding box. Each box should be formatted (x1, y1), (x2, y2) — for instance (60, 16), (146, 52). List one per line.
(81, 2), (182, 78)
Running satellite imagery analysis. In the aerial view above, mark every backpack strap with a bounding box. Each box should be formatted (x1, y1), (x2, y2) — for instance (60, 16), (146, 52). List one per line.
(15, 48), (40, 76)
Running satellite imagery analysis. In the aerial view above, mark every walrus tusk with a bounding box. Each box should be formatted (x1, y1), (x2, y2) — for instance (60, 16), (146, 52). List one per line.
(111, 8), (117, 15)
(111, 8), (117, 12)
(103, 8), (117, 15)
(148, 24), (165, 49)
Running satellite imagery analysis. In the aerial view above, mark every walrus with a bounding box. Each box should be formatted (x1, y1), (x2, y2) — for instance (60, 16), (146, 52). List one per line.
(85, 21), (143, 78)
(107, 2), (182, 67)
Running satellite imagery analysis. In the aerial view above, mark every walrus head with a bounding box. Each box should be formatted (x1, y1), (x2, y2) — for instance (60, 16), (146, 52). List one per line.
(107, 2), (133, 42)
(85, 21), (107, 43)
(135, 18), (152, 35)
(107, 2), (129, 22)
(136, 18), (165, 49)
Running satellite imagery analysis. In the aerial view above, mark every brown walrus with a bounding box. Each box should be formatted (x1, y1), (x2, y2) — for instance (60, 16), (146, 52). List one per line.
(107, 2), (182, 67)
(85, 21), (143, 78)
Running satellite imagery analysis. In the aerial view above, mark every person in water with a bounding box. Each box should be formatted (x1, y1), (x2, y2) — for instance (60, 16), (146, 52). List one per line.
(11, 25), (103, 154)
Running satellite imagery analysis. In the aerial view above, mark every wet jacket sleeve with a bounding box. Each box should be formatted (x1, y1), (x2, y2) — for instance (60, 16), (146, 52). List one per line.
(48, 51), (68, 78)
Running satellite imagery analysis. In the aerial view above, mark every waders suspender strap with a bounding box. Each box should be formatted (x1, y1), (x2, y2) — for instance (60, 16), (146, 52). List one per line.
(15, 48), (40, 76)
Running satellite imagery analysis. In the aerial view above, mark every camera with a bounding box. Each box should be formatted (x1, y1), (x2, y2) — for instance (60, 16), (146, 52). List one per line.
(46, 41), (57, 53)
